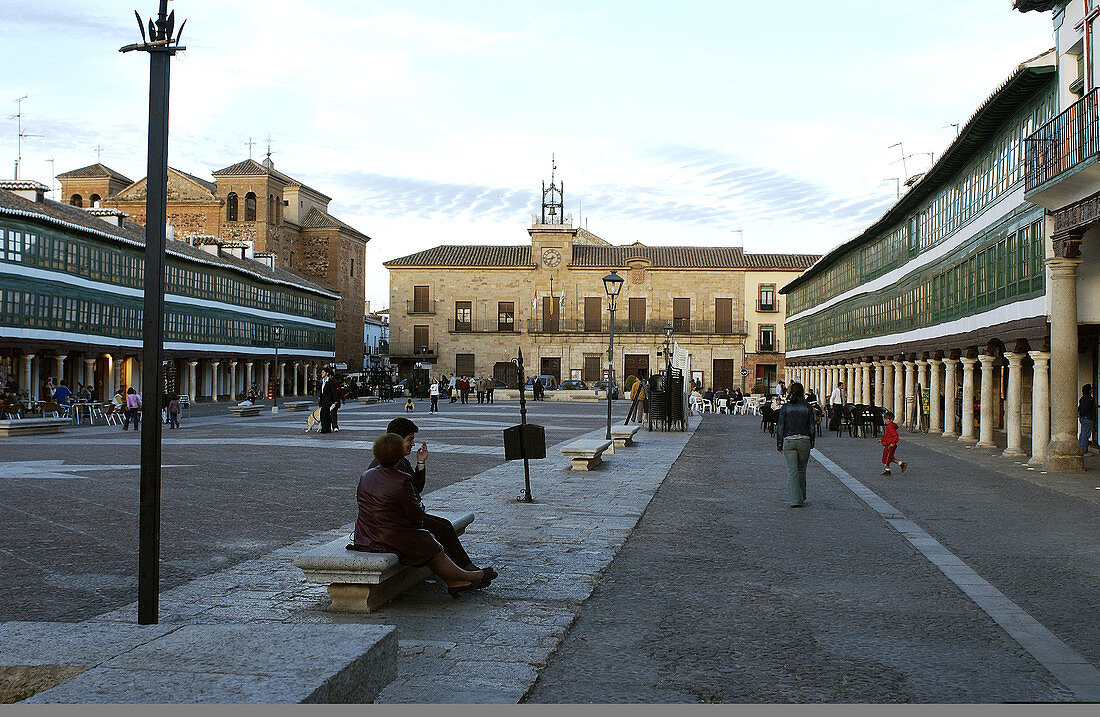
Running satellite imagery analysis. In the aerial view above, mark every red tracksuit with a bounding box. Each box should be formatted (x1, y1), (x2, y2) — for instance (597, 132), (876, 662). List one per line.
(881, 422), (899, 464)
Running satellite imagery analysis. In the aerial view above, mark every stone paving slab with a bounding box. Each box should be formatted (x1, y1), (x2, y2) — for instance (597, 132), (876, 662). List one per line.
(19, 623), (397, 704)
(54, 417), (698, 703)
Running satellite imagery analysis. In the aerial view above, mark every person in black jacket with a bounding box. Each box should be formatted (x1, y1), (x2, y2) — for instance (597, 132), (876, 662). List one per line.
(1079, 384), (1097, 456)
(369, 417), (497, 585)
(776, 382), (815, 508)
(318, 366), (337, 434)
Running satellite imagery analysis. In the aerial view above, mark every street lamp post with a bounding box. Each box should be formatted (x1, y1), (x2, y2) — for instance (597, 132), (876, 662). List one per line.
(121, 0), (186, 626)
(603, 271), (624, 440)
(272, 323), (284, 409)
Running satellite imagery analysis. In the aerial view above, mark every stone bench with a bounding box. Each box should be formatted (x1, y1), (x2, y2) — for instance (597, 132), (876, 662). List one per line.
(609, 425), (641, 453)
(294, 511), (475, 613)
(358, 396), (380, 404)
(0, 417), (70, 437)
(560, 439), (612, 471)
(227, 404), (264, 417)
(283, 400), (314, 412)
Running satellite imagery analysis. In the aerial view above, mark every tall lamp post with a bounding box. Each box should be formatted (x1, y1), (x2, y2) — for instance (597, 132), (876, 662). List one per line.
(272, 322), (284, 408)
(603, 270), (624, 440)
(121, 0), (186, 626)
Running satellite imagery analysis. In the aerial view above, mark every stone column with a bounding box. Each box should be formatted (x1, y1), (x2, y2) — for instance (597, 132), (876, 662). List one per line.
(187, 361), (198, 402)
(210, 361), (220, 403)
(55, 354), (67, 386)
(903, 360), (916, 428)
(21, 353), (34, 397)
(83, 357), (96, 390)
(132, 358), (141, 393)
(1002, 352), (1026, 458)
(229, 361), (238, 401)
(976, 353), (997, 449)
(882, 361), (894, 413)
(246, 361), (254, 396)
(1028, 350), (1051, 467)
(278, 362), (286, 398)
(892, 360), (905, 419)
(844, 364), (854, 402)
(858, 360), (866, 406)
(959, 357), (977, 442)
(928, 358), (943, 434)
(875, 360), (884, 406)
(943, 358), (959, 437)
(104, 354), (114, 396)
(1046, 256), (1085, 471)
(293, 362), (300, 396)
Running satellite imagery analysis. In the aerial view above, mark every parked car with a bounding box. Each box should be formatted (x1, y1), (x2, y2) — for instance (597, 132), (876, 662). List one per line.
(594, 380), (620, 399)
(524, 375), (559, 391)
(559, 379), (589, 391)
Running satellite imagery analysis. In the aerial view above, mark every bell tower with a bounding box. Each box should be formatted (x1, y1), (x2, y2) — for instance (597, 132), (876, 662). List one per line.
(530, 155), (577, 273)
(541, 154), (564, 225)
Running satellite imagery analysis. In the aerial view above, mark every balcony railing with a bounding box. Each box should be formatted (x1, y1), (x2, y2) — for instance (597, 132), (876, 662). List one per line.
(406, 299), (436, 315)
(526, 318), (749, 335)
(756, 299), (778, 313)
(1024, 89), (1100, 192)
(755, 337), (781, 353)
(389, 341), (438, 358)
(447, 319), (520, 333)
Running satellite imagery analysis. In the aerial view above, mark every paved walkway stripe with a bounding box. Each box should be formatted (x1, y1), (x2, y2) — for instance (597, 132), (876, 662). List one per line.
(812, 448), (1100, 702)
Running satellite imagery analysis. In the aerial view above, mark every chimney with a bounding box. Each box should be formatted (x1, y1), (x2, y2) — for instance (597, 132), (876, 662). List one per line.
(85, 207), (130, 227)
(0, 180), (49, 203)
(252, 251), (277, 270)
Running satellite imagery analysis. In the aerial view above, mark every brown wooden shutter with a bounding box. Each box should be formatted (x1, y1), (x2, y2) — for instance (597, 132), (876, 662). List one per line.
(413, 286), (429, 313)
(628, 297), (646, 331)
(673, 297), (690, 331)
(715, 298), (733, 334)
(542, 296), (558, 332)
(413, 325), (429, 353)
(584, 296), (602, 332)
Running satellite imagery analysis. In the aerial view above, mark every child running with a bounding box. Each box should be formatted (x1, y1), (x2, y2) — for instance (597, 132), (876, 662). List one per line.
(880, 410), (907, 476)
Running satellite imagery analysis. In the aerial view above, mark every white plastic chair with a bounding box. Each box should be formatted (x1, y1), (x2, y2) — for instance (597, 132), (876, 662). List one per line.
(716, 398), (730, 414)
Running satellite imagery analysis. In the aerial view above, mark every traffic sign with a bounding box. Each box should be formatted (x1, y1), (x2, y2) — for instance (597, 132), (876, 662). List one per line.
(740, 367), (749, 377)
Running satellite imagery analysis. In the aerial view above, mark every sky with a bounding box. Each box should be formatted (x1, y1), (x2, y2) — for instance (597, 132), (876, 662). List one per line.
(0, 1), (1055, 308)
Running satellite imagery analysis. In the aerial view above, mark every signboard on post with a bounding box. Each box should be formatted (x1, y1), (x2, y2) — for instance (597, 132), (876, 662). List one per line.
(740, 367), (749, 377)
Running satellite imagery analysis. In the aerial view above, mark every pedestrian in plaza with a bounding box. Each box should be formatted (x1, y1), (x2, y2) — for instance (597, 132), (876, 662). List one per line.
(167, 396), (179, 429)
(366, 417), (498, 585)
(460, 376), (470, 404)
(122, 387), (142, 432)
(331, 379), (344, 432)
(828, 381), (845, 432)
(449, 373), (458, 403)
(53, 380), (72, 407)
(351, 431), (493, 598)
(1079, 384), (1097, 456)
(485, 375), (495, 404)
(625, 372), (645, 424)
(429, 379), (440, 413)
(880, 410), (906, 476)
(776, 381), (815, 508)
(476, 376), (486, 404)
(318, 366), (337, 434)
(404, 397), (415, 413)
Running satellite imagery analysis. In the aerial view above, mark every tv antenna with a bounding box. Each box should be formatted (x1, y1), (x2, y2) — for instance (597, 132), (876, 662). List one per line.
(10, 96), (43, 180)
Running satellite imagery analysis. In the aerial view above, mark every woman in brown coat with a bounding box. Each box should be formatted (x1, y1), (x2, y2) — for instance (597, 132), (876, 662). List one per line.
(353, 433), (490, 597)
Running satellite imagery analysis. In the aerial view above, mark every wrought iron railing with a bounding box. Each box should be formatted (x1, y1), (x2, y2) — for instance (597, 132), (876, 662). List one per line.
(447, 319), (520, 333)
(1024, 89), (1100, 192)
(388, 341), (438, 357)
(406, 299), (436, 315)
(756, 337), (781, 353)
(756, 299), (779, 313)
(526, 318), (749, 335)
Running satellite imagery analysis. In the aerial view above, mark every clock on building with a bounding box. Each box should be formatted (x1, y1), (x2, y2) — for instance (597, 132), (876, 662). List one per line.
(542, 248), (562, 267)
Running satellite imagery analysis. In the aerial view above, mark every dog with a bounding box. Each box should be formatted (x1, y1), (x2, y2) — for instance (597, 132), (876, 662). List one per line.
(304, 407), (322, 432)
(404, 399), (415, 413)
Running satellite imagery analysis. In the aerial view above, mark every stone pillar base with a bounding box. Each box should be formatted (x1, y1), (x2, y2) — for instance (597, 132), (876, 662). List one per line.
(1044, 439), (1084, 472)
(1026, 454), (1045, 467)
(958, 435), (977, 443)
(1002, 448), (1027, 459)
(975, 440), (997, 449)
(942, 430), (957, 438)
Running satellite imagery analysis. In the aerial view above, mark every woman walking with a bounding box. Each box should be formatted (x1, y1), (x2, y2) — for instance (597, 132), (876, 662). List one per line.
(776, 381), (815, 508)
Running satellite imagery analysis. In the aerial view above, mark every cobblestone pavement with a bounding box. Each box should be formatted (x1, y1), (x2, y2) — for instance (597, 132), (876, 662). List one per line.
(525, 414), (1100, 703)
(0, 397), (618, 623)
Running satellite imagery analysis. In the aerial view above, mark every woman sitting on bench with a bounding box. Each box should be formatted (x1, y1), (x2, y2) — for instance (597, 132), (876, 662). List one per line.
(354, 431), (495, 598)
